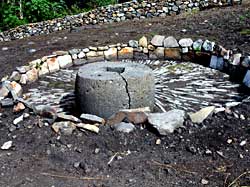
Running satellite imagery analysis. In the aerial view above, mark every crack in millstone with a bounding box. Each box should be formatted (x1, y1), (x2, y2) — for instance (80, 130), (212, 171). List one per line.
(119, 74), (131, 109)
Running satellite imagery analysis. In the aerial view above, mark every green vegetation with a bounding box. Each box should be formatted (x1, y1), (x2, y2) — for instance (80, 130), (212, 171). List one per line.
(240, 28), (250, 35)
(0, 0), (120, 32)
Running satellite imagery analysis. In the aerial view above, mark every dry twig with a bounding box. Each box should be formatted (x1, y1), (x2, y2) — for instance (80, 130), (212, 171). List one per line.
(227, 171), (250, 187)
(41, 172), (106, 181)
(151, 160), (197, 175)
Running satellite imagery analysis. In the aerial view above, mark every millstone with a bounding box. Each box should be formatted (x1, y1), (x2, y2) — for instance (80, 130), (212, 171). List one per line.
(75, 62), (155, 119)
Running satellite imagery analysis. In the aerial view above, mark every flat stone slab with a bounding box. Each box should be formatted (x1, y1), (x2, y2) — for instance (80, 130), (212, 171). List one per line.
(76, 62), (155, 119)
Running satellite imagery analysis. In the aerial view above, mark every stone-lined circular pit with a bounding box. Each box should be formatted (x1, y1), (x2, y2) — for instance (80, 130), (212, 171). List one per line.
(76, 62), (155, 118)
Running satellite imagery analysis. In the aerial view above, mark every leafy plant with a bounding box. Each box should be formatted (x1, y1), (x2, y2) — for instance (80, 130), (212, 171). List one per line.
(24, 0), (67, 22)
(0, 4), (27, 31)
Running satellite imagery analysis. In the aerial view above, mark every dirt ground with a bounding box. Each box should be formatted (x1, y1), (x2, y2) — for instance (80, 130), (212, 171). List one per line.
(0, 2), (250, 187)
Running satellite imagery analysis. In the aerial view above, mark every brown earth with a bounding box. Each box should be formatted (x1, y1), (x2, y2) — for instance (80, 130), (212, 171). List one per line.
(0, 2), (250, 187)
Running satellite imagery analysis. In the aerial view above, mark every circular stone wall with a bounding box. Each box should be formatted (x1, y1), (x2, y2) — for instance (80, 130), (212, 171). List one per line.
(75, 62), (155, 118)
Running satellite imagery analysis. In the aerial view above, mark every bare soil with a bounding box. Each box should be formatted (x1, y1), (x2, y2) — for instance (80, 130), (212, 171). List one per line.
(0, 2), (250, 187)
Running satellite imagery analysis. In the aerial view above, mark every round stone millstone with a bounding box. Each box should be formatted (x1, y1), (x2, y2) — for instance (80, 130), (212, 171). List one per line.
(75, 62), (155, 119)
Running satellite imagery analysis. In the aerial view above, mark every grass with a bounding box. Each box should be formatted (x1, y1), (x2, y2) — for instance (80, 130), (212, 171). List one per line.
(240, 29), (250, 35)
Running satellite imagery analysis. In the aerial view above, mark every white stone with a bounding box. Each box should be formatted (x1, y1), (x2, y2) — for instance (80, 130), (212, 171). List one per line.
(1, 141), (12, 150)
(189, 106), (215, 124)
(13, 115), (24, 125)
(164, 36), (179, 48)
(148, 110), (185, 135)
(80, 113), (105, 124)
(76, 123), (99, 134)
(38, 62), (49, 77)
(20, 74), (27, 84)
(9, 81), (22, 97)
(47, 57), (60, 73)
(57, 113), (81, 123)
(78, 52), (85, 59)
(52, 121), (76, 135)
(114, 122), (135, 133)
(57, 55), (73, 68)
(179, 38), (193, 47)
(104, 48), (117, 60)
(151, 35), (165, 47)
(26, 68), (38, 82)
(139, 36), (148, 48)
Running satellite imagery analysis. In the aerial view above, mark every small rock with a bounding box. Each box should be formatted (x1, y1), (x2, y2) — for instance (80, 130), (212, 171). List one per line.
(76, 123), (99, 134)
(181, 29), (187, 33)
(52, 121), (76, 135)
(151, 35), (165, 47)
(107, 107), (150, 125)
(240, 114), (245, 120)
(0, 85), (9, 98)
(163, 36), (179, 48)
(10, 71), (21, 81)
(201, 179), (209, 185)
(114, 122), (135, 133)
(227, 139), (233, 144)
(57, 113), (81, 123)
(205, 149), (212, 155)
(8, 81), (23, 98)
(23, 113), (30, 118)
(193, 39), (203, 51)
(57, 55), (73, 68)
(139, 36), (148, 48)
(202, 40), (215, 52)
(189, 106), (215, 124)
(231, 53), (241, 65)
(225, 102), (241, 108)
(156, 139), (161, 145)
(1, 141), (12, 150)
(73, 162), (80, 168)
(16, 66), (29, 74)
(2, 47), (8, 51)
(13, 115), (24, 125)
(28, 49), (36, 53)
(1, 98), (14, 107)
(240, 140), (247, 146)
(148, 109), (185, 135)
(13, 102), (25, 113)
(26, 68), (38, 82)
(179, 38), (193, 47)
(94, 148), (100, 154)
(20, 74), (27, 84)
(80, 114), (105, 125)
(214, 107), (225, 114)
(128, 40), (139, 48)
(241, 56), (250, 67)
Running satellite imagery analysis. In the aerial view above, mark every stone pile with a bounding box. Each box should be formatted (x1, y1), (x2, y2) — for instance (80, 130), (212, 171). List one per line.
(0, 0), (241, 41)
(0, 34), (249, 136)
(1, 35), (249, 89)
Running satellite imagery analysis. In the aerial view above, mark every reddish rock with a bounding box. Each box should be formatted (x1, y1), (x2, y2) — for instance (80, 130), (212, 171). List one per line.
(118, 47), (133, 59)
(26, 68), (38, 82)
(107, 107), (150, 125)
(47, 57), (60, 73)
(13, 102), (25, 113)
(164, 48), (181, 60)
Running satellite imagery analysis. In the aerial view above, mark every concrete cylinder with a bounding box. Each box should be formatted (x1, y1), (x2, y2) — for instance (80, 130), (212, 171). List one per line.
(75, 62), (155, 119)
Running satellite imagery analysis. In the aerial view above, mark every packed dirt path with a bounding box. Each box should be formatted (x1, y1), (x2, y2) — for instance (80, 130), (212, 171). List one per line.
(0, 2), (250, 187)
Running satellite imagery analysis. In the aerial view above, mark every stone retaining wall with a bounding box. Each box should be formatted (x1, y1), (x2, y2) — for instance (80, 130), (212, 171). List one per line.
(1, 34), (250, 101)
(0, 0), (242, 41)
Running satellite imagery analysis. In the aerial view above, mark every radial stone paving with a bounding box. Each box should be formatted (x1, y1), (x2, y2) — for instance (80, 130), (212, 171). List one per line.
(75, 62), (155, 118)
